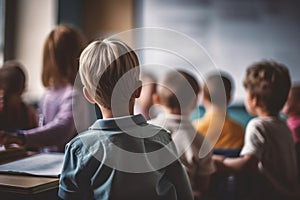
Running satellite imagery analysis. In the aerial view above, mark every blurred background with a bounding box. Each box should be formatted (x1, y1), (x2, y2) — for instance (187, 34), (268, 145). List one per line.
(0, 0), (300, 103)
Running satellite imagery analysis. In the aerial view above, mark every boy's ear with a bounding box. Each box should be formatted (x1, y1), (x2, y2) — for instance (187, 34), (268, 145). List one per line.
(83, 87), (95, 104)
(152, 93), (162, 105)
(251, 95), (258, 107)
(226, 93), (232, 105)
(134, 80), (142, 98)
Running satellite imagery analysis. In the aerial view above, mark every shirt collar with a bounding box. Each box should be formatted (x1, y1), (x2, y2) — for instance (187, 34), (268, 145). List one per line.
(164, 113), (190, 121)
(89, 114), (147, 130)
(151, 113), (190, 124)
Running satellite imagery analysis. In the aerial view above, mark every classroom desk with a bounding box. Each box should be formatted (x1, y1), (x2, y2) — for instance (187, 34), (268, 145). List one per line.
(0, 151), (61, 200)
(0, 174), (59, 199)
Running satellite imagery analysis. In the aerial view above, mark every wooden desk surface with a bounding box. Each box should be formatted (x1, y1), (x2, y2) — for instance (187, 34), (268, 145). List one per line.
(0, 151), (60, 195)
(0, 174), (58, 194)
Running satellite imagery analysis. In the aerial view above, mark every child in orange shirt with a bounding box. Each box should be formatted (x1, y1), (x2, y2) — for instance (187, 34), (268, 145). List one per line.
(193, 72), (244, 149)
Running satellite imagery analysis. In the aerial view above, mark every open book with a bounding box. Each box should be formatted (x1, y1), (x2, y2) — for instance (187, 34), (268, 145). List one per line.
(0, 153), (65, 177)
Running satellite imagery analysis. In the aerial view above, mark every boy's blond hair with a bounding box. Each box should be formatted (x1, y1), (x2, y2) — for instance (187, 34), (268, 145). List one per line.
(79, 39), (140, 109)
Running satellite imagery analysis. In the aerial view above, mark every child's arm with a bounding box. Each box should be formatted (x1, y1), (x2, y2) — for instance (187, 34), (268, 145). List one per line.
(215, 118), (264, 174)
(213, 154), (258, 174)
(197, 175), (211, 195)
(223, 154), (258, 173)
(27, 105), (38, 129)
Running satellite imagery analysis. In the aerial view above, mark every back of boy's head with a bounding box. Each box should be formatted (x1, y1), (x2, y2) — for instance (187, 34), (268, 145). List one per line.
(202, 72), (233, 106)
(42, 24), (86, 88)
(157, 70), (200, 113)
(0, 60), (26, 95)
(243, 60), (291, 114)
(79, 39), (140, 109)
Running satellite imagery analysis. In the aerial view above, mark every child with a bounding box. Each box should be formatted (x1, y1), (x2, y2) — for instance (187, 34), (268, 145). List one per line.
(282, 84), (300, 181)
(150, 70), (215, 199)
(0, 24), (90, 152)
(58, 39), (193, 200)
(134, 72), (157, 120)
(0, 61), (37, 131)
(214, 61), (299, 199)
(193, 72), (244, 149)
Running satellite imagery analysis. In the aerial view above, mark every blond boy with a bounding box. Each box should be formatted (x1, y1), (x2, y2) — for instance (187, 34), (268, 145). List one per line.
(58, 39), (193, 200)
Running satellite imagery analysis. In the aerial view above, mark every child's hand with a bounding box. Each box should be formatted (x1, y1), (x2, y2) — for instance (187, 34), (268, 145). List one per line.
(0, 89), (4, 112)
(0, 131), (24, 147)
(212, 154), (227, 173)
(212, 154), (225, 162)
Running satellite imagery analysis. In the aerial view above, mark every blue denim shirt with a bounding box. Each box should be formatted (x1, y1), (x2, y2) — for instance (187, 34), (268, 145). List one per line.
(58, 114), (193, 200)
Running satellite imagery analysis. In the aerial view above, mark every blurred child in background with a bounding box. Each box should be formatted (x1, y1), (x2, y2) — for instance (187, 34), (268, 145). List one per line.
(193, 72), (244, 149)
(151, 70), (215, 200)
(0, 61), (37, 131)
(135, 72), (157, 120)
(214, 61), (299, 199)
(0, 24), (90, 152)
(282, 84), (300, 182)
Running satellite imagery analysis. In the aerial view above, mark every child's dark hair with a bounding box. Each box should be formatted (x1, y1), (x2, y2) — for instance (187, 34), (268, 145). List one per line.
(0, 60), (26, 95)
(243, 60), (291, 114)
(157, 70), (200, 113)
(202, 72), (233, 105)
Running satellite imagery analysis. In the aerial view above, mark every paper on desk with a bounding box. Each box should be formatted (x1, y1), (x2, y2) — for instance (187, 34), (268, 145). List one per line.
(0, 153), (65, 177)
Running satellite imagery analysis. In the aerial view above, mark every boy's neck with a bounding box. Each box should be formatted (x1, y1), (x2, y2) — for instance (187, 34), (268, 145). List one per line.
(98, 101), (135, 119)
(255, 108), (279, 118)
(162, 106), (191, 116)
(204, 104), (227, 114)
(203, 99), (228, 111)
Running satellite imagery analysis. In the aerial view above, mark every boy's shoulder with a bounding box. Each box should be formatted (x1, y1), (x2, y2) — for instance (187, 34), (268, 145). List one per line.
(68, 119), (173, 151)
(145, 123), (173, 145)
(66, 129), (105, 154)
(246, 117), (266, 131)
(247, 117), (280, 127)
(127, 117), (174, 149)
(65, 120), (177, 168)
(246, 117), (290, 137)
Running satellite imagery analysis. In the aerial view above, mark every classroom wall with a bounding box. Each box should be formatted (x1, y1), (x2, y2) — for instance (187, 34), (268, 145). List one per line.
(82, 0), (135, 41)
(141, 0), (300, 102)
(5, 0), (134, 103)
(6, 0), (56, 102)
(7, 0), (300, 103)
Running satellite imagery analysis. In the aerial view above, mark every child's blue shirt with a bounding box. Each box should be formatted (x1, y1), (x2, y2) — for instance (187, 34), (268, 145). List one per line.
(58, 114), (193, 200)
